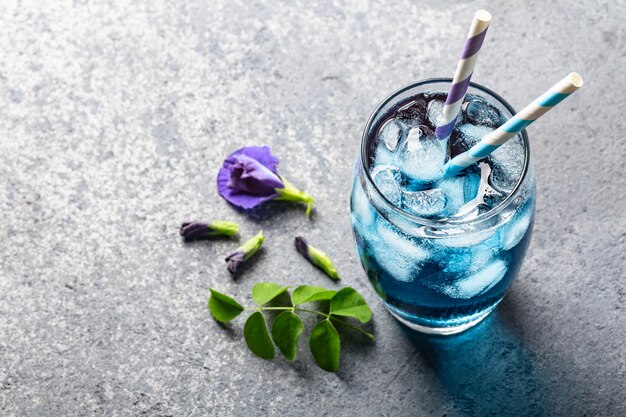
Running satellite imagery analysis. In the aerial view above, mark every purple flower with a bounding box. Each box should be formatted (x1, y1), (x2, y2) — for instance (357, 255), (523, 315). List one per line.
(226, 231), (265, 275)
(217, 146), (315, 216)
(180, 221), (239, 241)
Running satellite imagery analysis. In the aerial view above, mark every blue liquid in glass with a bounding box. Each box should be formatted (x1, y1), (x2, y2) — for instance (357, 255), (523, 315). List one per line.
(351, 85), (536, 333)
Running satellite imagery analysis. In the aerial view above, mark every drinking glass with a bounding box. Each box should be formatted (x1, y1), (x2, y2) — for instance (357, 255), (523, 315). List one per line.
(350, 78), (536, 335)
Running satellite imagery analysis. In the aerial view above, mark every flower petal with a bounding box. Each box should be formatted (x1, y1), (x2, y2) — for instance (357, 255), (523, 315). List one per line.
(225, 250), (246, 274)
(294, 236), (310, 258)
(217, 146), (284, 210)
(180, 222), (210, 241)
(236, 146), (279, 175)
(228, 154), (283, 195)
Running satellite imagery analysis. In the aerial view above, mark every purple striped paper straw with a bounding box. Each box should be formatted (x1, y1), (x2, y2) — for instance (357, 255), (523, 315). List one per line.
(435, 10), (492, 140)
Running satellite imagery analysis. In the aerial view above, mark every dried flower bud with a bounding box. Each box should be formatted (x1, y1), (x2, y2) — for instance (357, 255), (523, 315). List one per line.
(226, 231), (265, 275)
(294, 236), (339, 280)
(180, 221), (239, 241)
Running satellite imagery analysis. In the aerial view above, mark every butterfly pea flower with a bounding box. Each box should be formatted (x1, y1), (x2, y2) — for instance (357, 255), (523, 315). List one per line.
(217, 146), (315, 216)
(226, 231), (265, 275)
(180, 221), (240, 241)
(294, 236), (340, 280)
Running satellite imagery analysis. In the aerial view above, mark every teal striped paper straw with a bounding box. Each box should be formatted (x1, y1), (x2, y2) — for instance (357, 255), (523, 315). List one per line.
(442, 72), (583, 178)
(435, 10), (492, 140)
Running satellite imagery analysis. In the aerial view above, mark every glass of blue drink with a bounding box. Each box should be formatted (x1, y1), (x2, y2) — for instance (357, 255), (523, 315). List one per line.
(350, 78), (536, 335)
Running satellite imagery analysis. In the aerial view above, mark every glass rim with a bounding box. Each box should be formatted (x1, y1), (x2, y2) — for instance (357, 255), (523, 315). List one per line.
(360, 77), (531, 228)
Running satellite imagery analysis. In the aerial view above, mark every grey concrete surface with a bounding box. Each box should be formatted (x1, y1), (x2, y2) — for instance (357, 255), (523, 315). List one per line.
(0, 1), (624, 416)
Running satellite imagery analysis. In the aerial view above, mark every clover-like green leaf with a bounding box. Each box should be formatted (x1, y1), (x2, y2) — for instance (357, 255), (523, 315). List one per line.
(271, 311), (304, 361)
(244, 312), (275, 360)
(252, 282), (289, 306)
(291, 285), (337, 305)
(209, 284), (374, 372)
(208, 289), (244, 323)
(329, 287), (372, 323)
(309, 320), (340, 372)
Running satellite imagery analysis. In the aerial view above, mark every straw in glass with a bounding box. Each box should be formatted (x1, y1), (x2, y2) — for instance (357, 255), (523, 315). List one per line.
(442, 72), (584, 178)
(435, 10), (492, 141)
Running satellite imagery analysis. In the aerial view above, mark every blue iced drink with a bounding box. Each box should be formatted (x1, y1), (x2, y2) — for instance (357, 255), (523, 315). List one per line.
(351, 79), (536, 334)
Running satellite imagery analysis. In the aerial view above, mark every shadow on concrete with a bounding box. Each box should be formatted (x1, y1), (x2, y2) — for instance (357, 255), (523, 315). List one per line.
(234, 200), (315, 223)
(398, 295), (547, 416)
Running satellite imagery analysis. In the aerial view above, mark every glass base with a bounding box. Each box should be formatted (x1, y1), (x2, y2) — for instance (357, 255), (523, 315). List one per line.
(385, 304), (497, 335)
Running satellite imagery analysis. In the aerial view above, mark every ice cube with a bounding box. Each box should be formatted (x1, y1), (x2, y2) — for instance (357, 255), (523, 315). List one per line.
(402, 188), (447, 217)
(501, 205), (533, 250)
(449, 124), (494, 156)
(489, 136), (525, 193)
(455, 163), (496, 217)
(378, 118), (403, 152)
(351, 178), (376, 226)
(483, 186), (506, 209)
(426, 99), (462, 130)
(370, 220), (430, 282)
(372, 165), (402, 206)
(434, 227), (497, 248)
(396, 99), (427, 126)
(396, 126), (446, 183)
(440, 259), (507, 299)
(463, 172), (481, 201)
(373, 139), (395, 166)
(443, 248), (496, 275)
(434, 176), (466, 215)
(462, 98), (503, 127)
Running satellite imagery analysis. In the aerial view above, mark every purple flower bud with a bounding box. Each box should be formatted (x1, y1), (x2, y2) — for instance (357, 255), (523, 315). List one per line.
(225, 231), (265, 275)
(217, 146), (315, 215)
(180, 221), (239, 241)
(294, 236), (340, 280)
(180, 222), (211, 241)
(225, 250), (246, 274)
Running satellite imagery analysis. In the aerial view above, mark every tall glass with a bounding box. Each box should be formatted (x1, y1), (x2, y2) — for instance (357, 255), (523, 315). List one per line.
(350, 79), (536, 335)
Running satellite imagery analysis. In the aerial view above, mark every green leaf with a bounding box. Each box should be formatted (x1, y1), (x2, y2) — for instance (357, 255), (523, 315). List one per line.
(244, 312), (275, 360)
(329, 287), (372, 323)
(291, 285), (337, 305)
(208, 289), (244, 323)
(271, 311), (304, 361)
(309, 320), (340, 372)
(252, 282), (289, 306)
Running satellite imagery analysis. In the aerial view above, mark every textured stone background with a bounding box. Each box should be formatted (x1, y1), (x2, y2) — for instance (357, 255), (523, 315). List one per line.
(0, 1), (624, 416)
